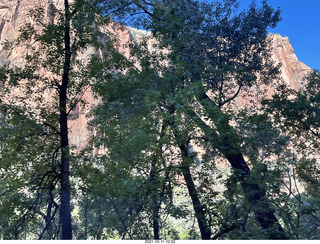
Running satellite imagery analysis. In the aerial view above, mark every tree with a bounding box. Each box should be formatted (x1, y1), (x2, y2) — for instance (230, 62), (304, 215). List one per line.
(262, 70), (320, 239)
(135, 0), (286, 238)
(85, 40), (190, 239)
(4, 0), (314, 240)
(89, 0), (288, 239)
(0, 0), (129, 239)
(263, 70), (320, 195)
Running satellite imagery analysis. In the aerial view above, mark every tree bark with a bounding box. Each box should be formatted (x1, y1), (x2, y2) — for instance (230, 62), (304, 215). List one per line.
(178, 143), (212, 240)
(166, 106), (211, 239)
(152, 202), (160, 240)
(150, 159), (160, 240)
(59, 0), (72, 240)
(226, 153), (287, 239)
(186, 99), (287, 239)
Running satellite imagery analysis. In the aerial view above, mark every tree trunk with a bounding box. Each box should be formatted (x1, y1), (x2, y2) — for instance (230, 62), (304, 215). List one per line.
(150, 159), (160, 240)
(152, 202), (160, 240)
(59, 0), (72, 240)
(167, 107), (211, 240)
(178, 143), (212, 240)
(226, 153), (287, 239)
(186, 100), (287, 239)
(214, 116), (287, 239)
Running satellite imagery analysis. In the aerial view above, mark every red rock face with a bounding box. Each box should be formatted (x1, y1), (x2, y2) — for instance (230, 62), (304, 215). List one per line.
(67, 24), (134, 151)
(234, 34), (312, 108)
(0, 0), (312, 151)
(270, 34), (311, 90)
(0, 0), (134, 152)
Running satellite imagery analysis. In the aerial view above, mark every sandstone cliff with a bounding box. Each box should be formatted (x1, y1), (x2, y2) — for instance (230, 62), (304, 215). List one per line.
(0, 0), (312, 151)
(270, 33), (311, 90)
(0, 0), (134, 151)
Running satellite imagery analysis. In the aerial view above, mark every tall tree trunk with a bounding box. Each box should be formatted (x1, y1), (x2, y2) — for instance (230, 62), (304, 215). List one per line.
(59, 0), (72, 239)
(166, 106), (211, 239)
(214, 119), (287, 239)
(150, 159), (160, 240)
(226, 153), (287, 239)
(152, 199), (160, 240)
(178, 143), (212, 240)
(186, 95), (287, 239)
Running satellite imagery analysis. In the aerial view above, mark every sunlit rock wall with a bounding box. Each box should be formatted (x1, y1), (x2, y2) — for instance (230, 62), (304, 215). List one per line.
(0, 0), (312, 152)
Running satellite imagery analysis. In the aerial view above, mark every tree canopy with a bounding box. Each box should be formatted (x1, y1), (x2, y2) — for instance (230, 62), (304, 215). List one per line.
(1, 0), (320, 240)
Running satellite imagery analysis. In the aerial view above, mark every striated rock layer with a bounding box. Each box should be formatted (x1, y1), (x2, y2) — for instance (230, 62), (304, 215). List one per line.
(0, 0), (312, 151)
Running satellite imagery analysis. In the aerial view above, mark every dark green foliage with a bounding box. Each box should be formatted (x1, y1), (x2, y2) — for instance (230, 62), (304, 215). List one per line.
(0, 0), (122, 239)
(86, 0), (288, 239)
(262, 71), (320, 239)
(2, 0), (320, 240)
(0, 102), (60, 239)
(264, 71), (320, 147)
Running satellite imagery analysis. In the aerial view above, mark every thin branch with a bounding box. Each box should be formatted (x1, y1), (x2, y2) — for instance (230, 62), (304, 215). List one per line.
(66, 85), (90, 116)
(220, 82), (243, 107)
(43, 122), (60, 135)
(110, 199), (133, 240)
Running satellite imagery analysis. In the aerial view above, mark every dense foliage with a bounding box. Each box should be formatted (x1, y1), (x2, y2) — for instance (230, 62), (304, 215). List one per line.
(0, 0), (319, 240)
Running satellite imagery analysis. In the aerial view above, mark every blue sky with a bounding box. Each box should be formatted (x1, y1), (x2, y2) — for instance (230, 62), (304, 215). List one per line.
(234, 0), (320, 70)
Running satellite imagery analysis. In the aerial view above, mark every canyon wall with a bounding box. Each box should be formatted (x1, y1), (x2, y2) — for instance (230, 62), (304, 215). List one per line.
(0, 0), (312, 151)
(270, 33), (311, 90)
